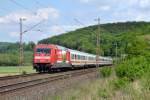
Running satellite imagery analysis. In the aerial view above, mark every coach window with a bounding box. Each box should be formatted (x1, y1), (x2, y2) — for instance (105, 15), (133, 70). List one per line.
(78, 55), (80, 60)
(82, 56), (84, 60)
(73, 54), (75, 59)
(81, 56), (83, 60)
(85, 56), (87, 60)
(71, 54), (74, 59)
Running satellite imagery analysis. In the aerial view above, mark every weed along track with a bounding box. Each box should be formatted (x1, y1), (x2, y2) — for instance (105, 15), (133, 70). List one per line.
(0, 73), (52, 86)
(0, 68), (96, 100)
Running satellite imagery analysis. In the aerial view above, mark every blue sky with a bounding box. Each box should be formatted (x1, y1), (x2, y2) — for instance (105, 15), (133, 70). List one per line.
(0, 0), (150, 43)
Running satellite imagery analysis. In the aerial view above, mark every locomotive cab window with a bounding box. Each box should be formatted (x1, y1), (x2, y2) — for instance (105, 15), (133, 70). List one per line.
(36, 48), (51, 54)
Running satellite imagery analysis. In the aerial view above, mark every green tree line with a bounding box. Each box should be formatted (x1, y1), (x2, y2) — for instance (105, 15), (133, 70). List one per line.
(0, 41), (35, 66)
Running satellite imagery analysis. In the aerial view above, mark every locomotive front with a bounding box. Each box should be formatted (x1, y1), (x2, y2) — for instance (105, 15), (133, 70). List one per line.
(33, 44), (54, 72)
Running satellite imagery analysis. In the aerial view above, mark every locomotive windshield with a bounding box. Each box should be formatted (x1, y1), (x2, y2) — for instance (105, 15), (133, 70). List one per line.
(36, 48), (51, 54)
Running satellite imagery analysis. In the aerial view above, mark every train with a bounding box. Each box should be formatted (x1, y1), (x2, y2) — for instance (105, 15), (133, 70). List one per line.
(33, 44), (113, 72)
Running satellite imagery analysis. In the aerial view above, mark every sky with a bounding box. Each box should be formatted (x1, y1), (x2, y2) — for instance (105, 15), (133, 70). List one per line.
(0, 0), (150, 43)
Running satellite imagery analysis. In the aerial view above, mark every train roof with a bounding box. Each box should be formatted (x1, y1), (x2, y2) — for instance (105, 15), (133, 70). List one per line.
(36, 44), (57, 49)
(56, 45), (113, 60)
(57, 45), (98, 58)
(37, 44), (112, 60)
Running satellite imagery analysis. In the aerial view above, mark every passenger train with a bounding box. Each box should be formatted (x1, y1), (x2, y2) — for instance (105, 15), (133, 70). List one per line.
(33, 44), (113, 72)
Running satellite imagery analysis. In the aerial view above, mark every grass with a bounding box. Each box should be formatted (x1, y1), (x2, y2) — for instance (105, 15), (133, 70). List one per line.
(0, 66), (35, 75)
(45, 68), (150, 100)
(141, 34), (150, 42)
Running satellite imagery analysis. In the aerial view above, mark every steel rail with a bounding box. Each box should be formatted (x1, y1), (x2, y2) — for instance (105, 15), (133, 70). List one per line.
(0, 68), (96, 95)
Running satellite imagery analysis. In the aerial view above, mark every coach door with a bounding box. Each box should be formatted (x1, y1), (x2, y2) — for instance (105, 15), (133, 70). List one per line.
(57, 49), (63, 63)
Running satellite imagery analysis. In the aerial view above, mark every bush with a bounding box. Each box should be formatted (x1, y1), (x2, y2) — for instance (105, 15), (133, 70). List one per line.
(97, 88), (109, 99)
(100, 67), (112, 78)
(112, 77), (129, 90)
(115, 56), (150, 81)
(0, 53), (19, 66)
(22, 71), (27, 75)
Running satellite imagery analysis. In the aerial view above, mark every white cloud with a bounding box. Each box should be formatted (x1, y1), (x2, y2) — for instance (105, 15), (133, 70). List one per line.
(80, 0), (96, 3)
(0, 7), (59, 24)
(98, 5), (110, 11)
(139, 0), (150, 8)
(48, 25), (83, 35)
(8, 24), (83, 41)
(9, 32), (19, 37)
(37, 7), (59, 20)
(62, 25), (83, 31)
(135, 12), (150, 21)
(50, 26), (65, 34)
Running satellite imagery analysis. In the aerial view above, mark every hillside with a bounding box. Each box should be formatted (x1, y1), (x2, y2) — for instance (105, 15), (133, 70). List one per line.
(39, 21), (150, 56)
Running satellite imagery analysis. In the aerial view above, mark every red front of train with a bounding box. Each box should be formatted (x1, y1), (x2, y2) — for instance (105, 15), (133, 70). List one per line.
(33, 44), (71, 72)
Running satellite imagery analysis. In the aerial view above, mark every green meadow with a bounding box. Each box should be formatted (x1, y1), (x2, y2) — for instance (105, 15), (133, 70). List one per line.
(0, 66), (35, 75)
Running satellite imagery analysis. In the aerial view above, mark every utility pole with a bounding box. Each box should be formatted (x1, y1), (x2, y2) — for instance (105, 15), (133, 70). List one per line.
(19, 18), (26, 66)
(95, 17), (100, 77)
(19, 18), (43, 67)
(115, 42), (118, 64)
(95, 18), (100, 67)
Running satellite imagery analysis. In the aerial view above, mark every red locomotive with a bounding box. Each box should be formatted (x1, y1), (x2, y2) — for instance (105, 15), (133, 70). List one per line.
(33, 44), (112, 72)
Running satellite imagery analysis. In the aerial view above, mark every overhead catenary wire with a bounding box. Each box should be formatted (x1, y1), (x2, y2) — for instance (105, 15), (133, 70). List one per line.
(32, 0), (71, 34)
(1, 0), (64, 35)
(9, 0), (53, 32)
(74, 18), (98, 38)
(19, 19), (45, 66)
(35, 0), (46, 7)
(9, 0), (36, 14)
(74, 18), (85, 26)
(0, 0), (46, 35)
(0, 7), (12, 14)
(0, 8), (30, 28)
(34, 0), (72, 33)
(7, 0), (46, 66)
(23, 19), (45, 34)
(0, 8), (21, 25)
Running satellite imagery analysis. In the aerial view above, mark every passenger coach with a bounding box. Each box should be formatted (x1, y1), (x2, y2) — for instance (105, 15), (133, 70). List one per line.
(33, 44), (112, 72)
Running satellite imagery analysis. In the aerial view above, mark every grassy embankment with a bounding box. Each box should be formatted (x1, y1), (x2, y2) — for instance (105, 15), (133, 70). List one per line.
(48, 67), (150, 100)
(0, 66), (35, 76)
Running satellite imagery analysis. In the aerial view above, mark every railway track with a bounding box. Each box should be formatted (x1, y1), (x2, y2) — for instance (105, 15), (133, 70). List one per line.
(0, 68), (96, 95)
(0, 72), (52, 86)
(0, 73), (39, 80)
